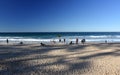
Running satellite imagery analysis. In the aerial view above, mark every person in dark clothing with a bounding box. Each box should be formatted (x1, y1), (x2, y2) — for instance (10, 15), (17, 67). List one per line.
(81, 39), (86, 44)
(59, 39), (61, 42)
(69, 41), (73, 45)
(20, 42), (23, 45)
(6, 39), (9, 44)
(64, 38), (65, 43)
(105, 40), (107, 43)
(40, 42), (46, 46)
(76, 38), (78, 44)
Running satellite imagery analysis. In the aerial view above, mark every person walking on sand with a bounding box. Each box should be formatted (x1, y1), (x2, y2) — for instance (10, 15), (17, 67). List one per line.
(6, 39), (9, 44)
(76, 38), (78, 44)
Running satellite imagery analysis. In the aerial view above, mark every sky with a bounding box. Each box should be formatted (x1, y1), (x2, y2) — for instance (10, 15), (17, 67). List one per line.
(0, 0), (120, 32)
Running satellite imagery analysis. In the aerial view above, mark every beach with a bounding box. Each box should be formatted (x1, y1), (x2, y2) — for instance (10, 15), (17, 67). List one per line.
(0, 43), (120, 75)
(1, 0), (120, 74)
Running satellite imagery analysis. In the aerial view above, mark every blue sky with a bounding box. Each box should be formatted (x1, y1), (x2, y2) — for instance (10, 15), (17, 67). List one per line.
(0, 0), (120, 32)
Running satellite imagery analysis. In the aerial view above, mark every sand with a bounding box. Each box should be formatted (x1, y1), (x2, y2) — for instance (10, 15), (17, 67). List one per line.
(0, 43), (120, 75)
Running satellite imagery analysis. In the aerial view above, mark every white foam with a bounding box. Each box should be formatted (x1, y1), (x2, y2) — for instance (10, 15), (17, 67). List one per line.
(62, 35), (113, 39)
(0, 36), (120, 43)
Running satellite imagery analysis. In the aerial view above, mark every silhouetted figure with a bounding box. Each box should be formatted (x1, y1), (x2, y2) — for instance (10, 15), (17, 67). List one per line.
(40, 42), (46, 46)
(69, 41), (73, 45)
(76, 38), (78, 44)
(59, 39), (61, 42)
(57, 34), (61, 42)
(64, 38), (65, 43)
(81, 39), (86, 44)
(105, 40), (107, 43)
(20, 42), (23, 45)
(6, 39), (9, 44)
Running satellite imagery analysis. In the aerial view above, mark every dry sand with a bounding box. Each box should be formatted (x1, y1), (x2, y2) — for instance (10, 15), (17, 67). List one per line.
(0, 43), (120, 75)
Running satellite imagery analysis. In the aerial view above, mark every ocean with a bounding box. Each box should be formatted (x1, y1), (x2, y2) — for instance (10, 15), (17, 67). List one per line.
(0, 32), (120, 44)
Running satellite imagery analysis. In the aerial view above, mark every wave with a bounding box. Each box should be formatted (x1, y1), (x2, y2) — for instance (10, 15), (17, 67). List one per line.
(0, 36), (120, 43)
(62, 35), (120, 39)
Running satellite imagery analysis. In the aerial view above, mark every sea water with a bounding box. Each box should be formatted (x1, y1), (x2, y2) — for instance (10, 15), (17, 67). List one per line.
(0, 32), (120, 44)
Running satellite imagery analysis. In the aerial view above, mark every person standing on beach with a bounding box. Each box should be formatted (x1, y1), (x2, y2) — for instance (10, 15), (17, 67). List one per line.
(105, 40), (107, 43)
(76, 38), (78, 44)
(59, 39), (61, 42)
(57, 34), (61, 42)
(64, 38), (65, 43)
(6, 39), (9, 44)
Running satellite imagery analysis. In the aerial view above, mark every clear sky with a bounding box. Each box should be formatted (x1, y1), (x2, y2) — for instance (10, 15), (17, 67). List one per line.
(0, 0), (120, 32)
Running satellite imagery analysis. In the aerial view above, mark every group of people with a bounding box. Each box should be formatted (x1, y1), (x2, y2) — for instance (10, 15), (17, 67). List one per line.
(58, 38), (86, 45)
(6, 38), (86, 46)
(69, 38), (86, 45)
(41, 38), (86, 46)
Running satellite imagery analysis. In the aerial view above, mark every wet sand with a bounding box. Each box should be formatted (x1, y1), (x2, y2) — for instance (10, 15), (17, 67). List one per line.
(0, 43), (120, 75)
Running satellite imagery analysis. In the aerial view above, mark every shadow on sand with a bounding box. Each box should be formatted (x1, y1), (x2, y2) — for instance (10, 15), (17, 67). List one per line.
(0, 43), (120, 75)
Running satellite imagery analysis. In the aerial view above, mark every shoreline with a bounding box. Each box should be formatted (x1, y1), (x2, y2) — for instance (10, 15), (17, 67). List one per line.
(1, 40), (120, 45)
